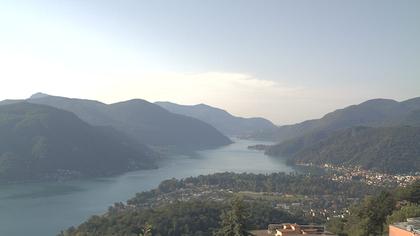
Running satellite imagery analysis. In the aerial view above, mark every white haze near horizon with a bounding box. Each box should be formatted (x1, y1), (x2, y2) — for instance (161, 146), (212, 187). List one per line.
(0, 0), (420, 124)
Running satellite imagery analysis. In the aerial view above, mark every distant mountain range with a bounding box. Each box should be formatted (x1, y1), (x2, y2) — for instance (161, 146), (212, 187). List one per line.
(25, 93), (232, 150)
(2, 93), (420, 178)
(262, 97), (420, 174)
(251, 97), (420, 142)
(0, 102), (157, 182)
(155, 101), (276, 136)
(0, 93), (235, 181)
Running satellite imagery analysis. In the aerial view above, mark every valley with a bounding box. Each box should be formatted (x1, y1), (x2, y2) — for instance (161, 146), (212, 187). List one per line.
(2, 2), (419, 235)
(0, 139), (292, 236)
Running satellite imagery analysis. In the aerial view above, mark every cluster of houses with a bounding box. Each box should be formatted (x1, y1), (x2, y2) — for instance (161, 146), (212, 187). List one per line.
(322, 164), (420, 187)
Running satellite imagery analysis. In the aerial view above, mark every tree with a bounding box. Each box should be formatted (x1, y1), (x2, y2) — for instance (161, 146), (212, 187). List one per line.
(342, 191), (396, 236)
(403, 181), (420, 204)
(215, 197), (249, 236)
(133, 223), (152, 236)
(138, 223), (152, 236)
(326, 217), (347, 236)
(387, 203), (420, 225)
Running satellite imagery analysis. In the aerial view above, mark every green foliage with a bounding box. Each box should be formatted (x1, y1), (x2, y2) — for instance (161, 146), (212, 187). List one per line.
(358, 192), (395, 235)
(61, 172), (380, 236)
(396, 181), (420, 204)
(268, 126), (420, 174)
(61, 198), (299, 236)
(328, 181), (420, 236)
(326, 217), (346, 236)
(29, 95), (232, 150)
(176, 172), (380, 197)
(138, 223), (152, 236)
(387, 203), (420, 225)
(215, 197), (249, 236)
(157, 178), (182, 193)
(329, 193), (395, 236)
(251, 97), (420, 142)
(0, 102), (156, 182)
(62, 200), (224, 236)
(245, 200), (301, 229)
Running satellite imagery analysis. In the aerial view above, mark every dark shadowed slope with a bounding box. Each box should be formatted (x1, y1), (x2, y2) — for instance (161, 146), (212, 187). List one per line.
(107, 99), (233, 149)
(28, 94), (232, 150)
(156, 101), (276, 136)
(0, 102), (156, 182)
(266, 126), (420, 174)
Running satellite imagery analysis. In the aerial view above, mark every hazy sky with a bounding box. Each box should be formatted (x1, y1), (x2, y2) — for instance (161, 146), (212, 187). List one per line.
(1, 0), (419, 124)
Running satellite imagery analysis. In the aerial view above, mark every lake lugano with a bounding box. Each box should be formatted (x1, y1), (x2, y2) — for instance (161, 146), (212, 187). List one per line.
(0, 139), (294, 236)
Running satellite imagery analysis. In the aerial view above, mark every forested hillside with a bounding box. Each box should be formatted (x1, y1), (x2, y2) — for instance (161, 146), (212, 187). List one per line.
(28, 93), (232, 150)
(59, 172), (381, 236)
(267, 126), (420, 174)
(0, 102), (156, 182)
(327, 181), (420, 236)
(251, 97), (420, 142)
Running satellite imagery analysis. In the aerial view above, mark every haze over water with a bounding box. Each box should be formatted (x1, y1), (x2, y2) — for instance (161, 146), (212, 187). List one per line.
(0, 139), (293, 236)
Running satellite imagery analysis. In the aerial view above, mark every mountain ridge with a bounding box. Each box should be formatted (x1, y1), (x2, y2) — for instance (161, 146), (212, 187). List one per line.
(156, 101), (276, 136)
(26, 93), (232, 150)
(0, 102), (157, 182)
(266, 126), (420, 174)
(250, 97), (420, 142)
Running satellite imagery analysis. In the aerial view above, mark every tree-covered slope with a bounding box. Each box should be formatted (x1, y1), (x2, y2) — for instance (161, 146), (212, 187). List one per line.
(327, 181), (420, 236)
(404, 109), (420, 127)
(0, 102), (156, 182)
(251, 97), (420, 142)
(267, 126), (420, 174)
(60, 172), (379, 236)
(156, 101), (276, 136)
(28, 94), (232, 150)
(107, 99), (233, 149)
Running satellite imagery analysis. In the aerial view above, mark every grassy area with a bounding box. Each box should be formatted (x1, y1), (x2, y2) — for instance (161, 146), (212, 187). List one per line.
(237, 191), (307, 202)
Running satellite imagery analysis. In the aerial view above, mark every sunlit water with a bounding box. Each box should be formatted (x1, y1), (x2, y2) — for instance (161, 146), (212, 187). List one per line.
(0, 139), (294, 236)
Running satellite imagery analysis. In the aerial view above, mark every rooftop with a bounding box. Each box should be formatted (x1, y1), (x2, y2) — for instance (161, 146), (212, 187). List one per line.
(392, 217), (420, 234)
(267, 223), (336, 236)
(249, 229), (272, 236)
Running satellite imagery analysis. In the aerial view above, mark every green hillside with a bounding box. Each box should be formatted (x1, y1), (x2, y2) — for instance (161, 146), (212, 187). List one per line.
(267, 126), (420, 174)
(251, 97), (420, 142)
(0, 102), (156, 182)
(28, 94), (232, 150)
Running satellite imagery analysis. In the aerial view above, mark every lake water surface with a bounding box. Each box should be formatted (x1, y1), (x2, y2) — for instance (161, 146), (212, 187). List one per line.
(0, 139), (294, 236)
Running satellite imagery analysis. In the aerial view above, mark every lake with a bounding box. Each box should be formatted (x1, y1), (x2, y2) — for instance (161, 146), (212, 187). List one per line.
(0, 139), (294, 236)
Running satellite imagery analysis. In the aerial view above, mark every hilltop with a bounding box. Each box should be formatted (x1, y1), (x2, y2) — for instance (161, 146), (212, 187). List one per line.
(156, 101), (276, 136)
(27, 94), (232, 151)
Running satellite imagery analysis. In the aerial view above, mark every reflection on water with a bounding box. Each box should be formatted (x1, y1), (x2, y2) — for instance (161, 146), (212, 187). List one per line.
(0, 139), (295, 236)
(2, 185), (86, 200)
